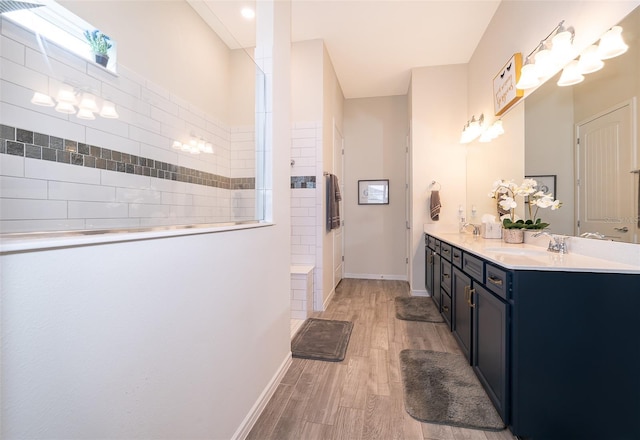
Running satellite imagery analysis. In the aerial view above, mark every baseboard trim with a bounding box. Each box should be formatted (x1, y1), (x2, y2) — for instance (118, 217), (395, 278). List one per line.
(323, 286), (335, 311)
(411, 289), (429, 297)
(232, 352), (292, 440)
(344, 273), (408, 281)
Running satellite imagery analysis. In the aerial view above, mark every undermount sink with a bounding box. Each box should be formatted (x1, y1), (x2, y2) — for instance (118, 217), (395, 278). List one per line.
(483, 247), (549, 257)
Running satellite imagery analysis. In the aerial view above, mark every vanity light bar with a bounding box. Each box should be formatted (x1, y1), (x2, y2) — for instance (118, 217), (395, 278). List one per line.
(30, 87), (119, 119)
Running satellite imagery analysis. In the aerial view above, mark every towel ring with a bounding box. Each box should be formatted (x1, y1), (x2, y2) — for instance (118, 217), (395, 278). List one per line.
(431, 181), (441, 191)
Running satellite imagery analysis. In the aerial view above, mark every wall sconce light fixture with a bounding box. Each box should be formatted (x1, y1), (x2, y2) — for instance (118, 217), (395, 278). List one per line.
(460, 114), (484, 144)
(30, 85), (119, 119)
(479, 119), (505, 143)
(460, 114), (505, 144)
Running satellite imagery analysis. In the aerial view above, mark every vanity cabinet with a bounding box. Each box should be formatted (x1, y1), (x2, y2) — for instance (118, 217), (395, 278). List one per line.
(433, 252), (441, 309)
(425, 236), (442, 310)
(452, 266), (472, 361)
(426, 235), (509, 423)
(440, 251), (453, 328)
(425, 236), (434, 294)
(424, 232), (640, 439)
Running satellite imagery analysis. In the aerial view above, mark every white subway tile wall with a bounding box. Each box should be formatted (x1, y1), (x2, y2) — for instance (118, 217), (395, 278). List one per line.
(0, 18), (257, 233)
(290, 122), (324, 310)
(290, 265), (314, 320)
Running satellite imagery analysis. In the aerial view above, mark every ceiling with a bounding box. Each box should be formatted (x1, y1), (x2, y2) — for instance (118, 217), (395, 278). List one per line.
(189, 0), (502, 99)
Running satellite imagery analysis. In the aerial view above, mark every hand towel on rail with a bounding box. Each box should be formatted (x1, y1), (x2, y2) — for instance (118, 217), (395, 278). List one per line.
(328, 174), (342, 230)
(430, 190), (441, 221)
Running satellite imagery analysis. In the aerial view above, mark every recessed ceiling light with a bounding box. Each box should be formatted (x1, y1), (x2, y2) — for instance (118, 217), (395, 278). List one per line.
(241, 7), (255, 20)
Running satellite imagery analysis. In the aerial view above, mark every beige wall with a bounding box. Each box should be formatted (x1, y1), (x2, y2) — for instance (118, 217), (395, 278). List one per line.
(291, 39), (323, 122)
(60, 0), (232, 122)
(343, 95), (408, 279)
(524, 84), (575, 235)
(409, 64), (468, 293)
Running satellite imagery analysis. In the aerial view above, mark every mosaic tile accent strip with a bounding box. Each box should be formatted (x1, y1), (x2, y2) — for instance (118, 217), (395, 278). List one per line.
(291, 176), (316, 189)
(0, 125), (254, 190)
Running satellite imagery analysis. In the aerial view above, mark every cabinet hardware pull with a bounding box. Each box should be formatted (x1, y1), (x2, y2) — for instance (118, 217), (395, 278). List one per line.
(469, 288), (476, 308)
(488, 276), (503, 286)
(428, 255), (433, 264)
(443, 305), (449, 312)
(614, 227), (629, 233)
(442, 273), (450, 279)
(443, 249), (450, 253)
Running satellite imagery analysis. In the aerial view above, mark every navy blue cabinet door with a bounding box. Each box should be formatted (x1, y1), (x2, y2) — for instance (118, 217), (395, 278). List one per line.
(452, 266), (472, 362)
(473, 282), (508, 422)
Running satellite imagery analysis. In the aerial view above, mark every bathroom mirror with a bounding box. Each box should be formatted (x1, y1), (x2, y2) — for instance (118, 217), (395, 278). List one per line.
(524, 5), (639, 243)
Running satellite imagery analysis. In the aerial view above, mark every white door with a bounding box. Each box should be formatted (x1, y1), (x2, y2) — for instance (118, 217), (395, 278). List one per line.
(333, 123), (344, 288)
(576, 100), (636, 242)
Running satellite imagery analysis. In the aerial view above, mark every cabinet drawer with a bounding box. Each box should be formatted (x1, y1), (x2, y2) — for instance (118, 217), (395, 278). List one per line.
(440, 242), (452, 261)
(427, 235), (436, 250)
(441, 259), (452, 293)
(452, 246), (463, 268)
(485, 264), (509, 300)
(441, 289), (452, 328)
(463, 252), (484, 282)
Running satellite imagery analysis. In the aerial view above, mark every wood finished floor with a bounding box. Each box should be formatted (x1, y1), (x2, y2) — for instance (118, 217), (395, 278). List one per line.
(248, 279), (517, 440)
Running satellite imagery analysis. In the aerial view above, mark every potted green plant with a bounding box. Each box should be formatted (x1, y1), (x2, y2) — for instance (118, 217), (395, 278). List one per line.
(489, 178), (562, 243)
(84, 29), (112, 67)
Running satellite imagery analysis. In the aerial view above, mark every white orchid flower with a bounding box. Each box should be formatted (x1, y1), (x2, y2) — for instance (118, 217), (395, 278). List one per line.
(499, 196), (517, 211)
(534, 194), (555, 208)
(490, 177), (562, 228)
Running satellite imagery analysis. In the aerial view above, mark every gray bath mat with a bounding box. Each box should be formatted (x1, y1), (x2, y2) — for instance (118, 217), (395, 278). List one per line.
(395, 296), (444, 323)
(291, 318), (353, 362)
(399, 350), (505, 431)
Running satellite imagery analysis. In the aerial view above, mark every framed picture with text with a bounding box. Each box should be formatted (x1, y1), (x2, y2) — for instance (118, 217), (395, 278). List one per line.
(358, 179), (389, 205)
(493, 53), (523, 116)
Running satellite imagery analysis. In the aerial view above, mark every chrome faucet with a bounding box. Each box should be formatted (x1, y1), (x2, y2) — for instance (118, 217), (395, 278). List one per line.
(533, 231), (568, 254)
(580, 232), (607, 240)
(461, 223), (481, 236)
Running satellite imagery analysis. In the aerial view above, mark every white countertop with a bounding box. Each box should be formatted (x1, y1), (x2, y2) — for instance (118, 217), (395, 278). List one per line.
(424, 225), (640, 274)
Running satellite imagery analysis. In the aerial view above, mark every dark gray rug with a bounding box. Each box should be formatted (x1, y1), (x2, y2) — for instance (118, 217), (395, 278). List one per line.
(395, 296), (444, 323)
(291, 318), (353, 362)
(399, 349), (505, 431)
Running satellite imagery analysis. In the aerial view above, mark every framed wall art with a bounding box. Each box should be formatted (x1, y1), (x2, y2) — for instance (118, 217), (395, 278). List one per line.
(526, 174), (557, 198)
(358, 179), (389, 205)
(493, 53), (523, 116)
